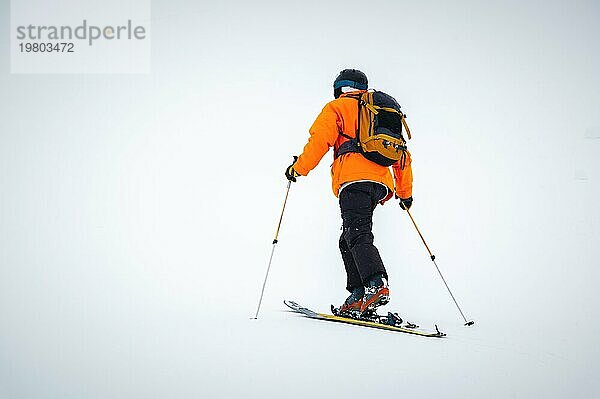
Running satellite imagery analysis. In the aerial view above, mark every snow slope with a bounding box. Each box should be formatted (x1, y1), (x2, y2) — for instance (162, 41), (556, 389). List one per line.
(1, 1), (599, 398)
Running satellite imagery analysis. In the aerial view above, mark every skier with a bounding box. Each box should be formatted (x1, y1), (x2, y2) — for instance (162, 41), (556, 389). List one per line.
(285, 69), (414, 316)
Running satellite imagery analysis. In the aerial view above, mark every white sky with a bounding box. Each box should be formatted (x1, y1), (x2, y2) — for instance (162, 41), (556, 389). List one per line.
(1, 0), (599, 398)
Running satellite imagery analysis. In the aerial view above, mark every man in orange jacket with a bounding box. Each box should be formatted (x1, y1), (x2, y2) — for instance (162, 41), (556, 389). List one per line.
(285, 69), (413, 316)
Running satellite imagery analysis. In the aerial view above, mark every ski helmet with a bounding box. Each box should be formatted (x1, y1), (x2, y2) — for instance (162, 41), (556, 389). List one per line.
(333, 69), (368, 98)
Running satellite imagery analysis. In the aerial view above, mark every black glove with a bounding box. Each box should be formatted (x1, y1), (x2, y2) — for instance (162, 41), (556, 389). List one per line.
(399, 196), (413, 210)
(285, 156), (300, 182)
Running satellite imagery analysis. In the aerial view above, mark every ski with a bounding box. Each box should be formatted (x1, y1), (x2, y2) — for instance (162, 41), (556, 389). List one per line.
(284, 300), (446, 338)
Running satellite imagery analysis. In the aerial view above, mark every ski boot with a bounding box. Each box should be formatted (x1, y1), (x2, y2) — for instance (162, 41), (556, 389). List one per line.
(336, 286), (364, 318)
(360, 273), (389, 315)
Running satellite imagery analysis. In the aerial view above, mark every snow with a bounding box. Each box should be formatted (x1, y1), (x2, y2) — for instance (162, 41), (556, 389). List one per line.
(1, 0), (600, 398)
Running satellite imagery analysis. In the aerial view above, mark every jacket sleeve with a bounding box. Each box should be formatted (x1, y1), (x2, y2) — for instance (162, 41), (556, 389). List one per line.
(293, 102), (340, 176)
(392, 150), (413, 199)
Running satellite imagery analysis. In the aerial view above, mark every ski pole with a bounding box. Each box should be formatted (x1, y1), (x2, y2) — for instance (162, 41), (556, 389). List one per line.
(252, 180), (292, 319)
(404, 208), (475, 326)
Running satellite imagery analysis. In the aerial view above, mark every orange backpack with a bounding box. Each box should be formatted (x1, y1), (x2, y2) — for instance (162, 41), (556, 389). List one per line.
(336, 90), (411, 168)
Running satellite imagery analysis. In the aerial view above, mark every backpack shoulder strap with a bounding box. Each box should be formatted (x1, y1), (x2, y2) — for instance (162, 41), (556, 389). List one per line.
(333, 94), (363, 157)
(335, 92), (363, 140)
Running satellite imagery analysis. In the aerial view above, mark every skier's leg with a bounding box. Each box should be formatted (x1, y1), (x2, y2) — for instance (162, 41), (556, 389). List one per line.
(339, 182), (388, 283)
(339, 231), (362, 292)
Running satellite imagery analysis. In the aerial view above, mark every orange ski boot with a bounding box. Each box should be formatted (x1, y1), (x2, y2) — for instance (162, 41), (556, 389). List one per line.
(338, 286), (365, 316)
(360, 274), (389, 314)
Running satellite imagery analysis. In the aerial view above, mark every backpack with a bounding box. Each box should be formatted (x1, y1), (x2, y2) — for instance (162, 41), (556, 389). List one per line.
(336, 90), (411, 168)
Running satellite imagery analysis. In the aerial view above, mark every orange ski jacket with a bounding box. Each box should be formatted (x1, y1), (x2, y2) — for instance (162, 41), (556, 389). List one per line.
(293, 91), (413, 202)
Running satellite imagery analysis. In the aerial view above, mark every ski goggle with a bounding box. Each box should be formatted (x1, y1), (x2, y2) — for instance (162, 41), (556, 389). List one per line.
(333, 79), (368, 90)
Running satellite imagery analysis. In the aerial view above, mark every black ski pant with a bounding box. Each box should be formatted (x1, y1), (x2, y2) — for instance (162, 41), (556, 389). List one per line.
(339, 182), (388, 292)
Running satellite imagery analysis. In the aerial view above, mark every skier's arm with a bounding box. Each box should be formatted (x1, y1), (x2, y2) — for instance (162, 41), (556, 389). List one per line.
(293, 102), (340, 176)
(392, 150), (413, 199)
